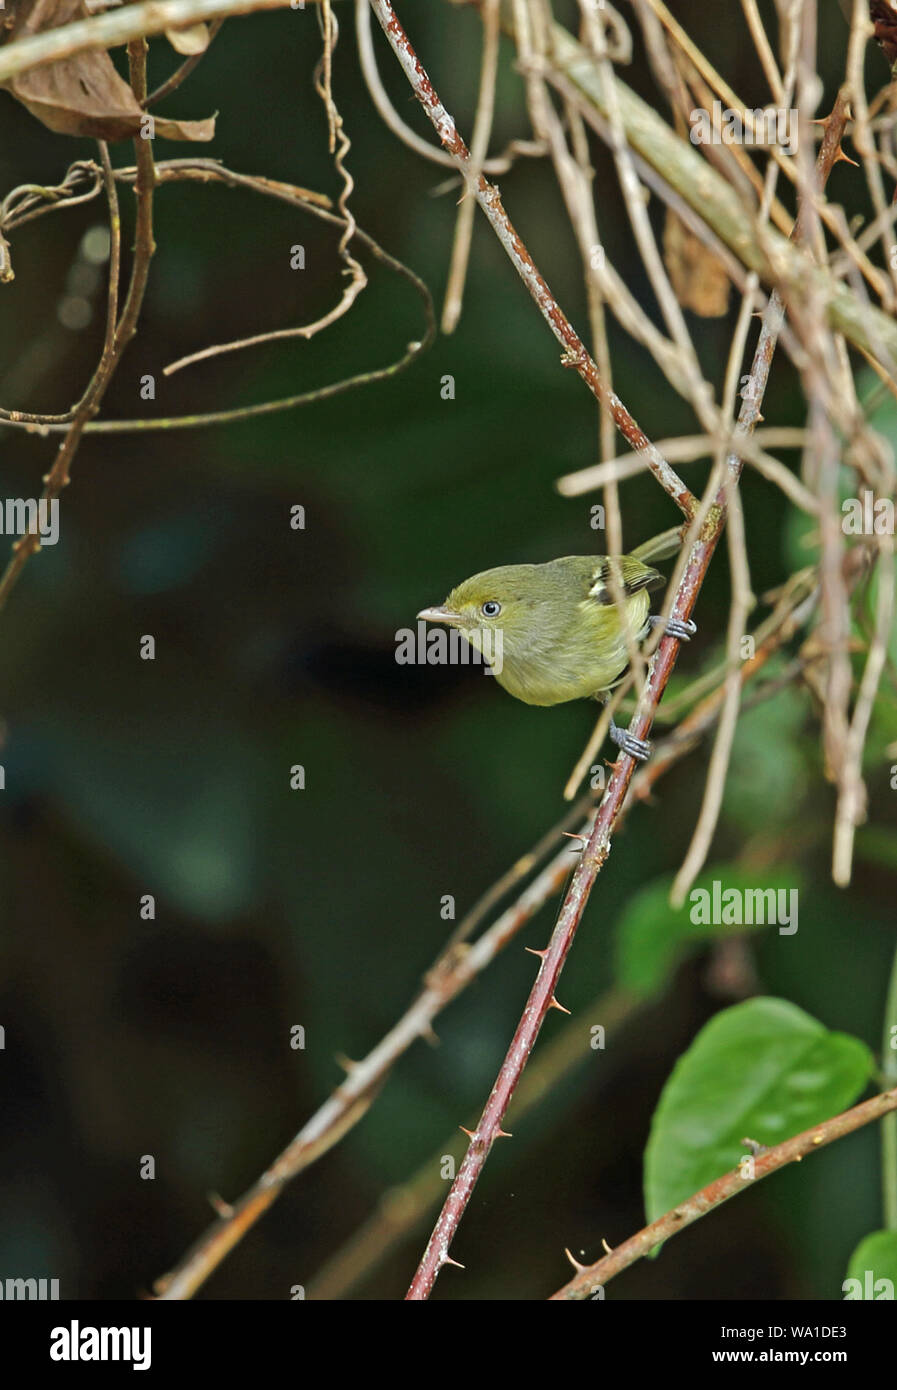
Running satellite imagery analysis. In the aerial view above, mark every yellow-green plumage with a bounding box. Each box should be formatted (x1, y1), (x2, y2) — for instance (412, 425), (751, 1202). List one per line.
(420, 546), (669, 707)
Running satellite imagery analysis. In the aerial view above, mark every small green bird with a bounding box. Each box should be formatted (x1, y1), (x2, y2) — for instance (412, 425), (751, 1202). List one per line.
(417, 526), (695, 760)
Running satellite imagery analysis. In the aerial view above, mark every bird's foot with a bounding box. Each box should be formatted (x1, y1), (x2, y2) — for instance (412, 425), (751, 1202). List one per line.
(648, 614), (697, 642)
(609, 717), (651, 763)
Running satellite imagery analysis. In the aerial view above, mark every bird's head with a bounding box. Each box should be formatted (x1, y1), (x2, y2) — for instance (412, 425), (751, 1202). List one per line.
(417, 564), (545, 662)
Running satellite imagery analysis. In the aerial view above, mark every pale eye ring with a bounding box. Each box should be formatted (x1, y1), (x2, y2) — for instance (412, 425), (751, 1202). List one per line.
(481, 600), (502, 618)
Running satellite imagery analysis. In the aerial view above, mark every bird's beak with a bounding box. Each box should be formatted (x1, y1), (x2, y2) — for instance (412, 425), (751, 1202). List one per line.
(417, 605), (462, 626)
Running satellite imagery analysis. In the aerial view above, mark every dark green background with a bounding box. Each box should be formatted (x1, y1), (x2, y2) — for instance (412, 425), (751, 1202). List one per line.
(0, 0), (894, 1299)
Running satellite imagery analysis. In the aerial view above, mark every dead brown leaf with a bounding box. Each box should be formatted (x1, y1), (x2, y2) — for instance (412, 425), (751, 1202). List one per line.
(1, 0), (215, 142)
(663, 208), (731, 319)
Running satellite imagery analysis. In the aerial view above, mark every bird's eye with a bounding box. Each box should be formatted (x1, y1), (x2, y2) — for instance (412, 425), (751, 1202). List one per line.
(481, 600), (502, 618)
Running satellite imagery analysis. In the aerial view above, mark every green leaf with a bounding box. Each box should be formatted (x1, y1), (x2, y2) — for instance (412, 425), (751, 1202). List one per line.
(855, 826), (897, 873)
(844, 1232), (897, 1299)
(614, 868), (800, 998)
(644, 998), (874, 1238)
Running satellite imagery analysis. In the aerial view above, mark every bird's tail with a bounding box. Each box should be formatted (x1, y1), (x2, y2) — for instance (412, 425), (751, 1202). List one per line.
(630, 525), (685, 564)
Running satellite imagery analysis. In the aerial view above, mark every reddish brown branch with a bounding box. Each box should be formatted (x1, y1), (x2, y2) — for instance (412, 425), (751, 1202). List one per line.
(550, 1085), (897, 1299)
(405, 519), (718, 1299)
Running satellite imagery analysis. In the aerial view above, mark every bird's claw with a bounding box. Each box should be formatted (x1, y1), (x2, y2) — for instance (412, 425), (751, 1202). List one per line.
(609, 718), (651, 763)
(648, 614), (697, 642)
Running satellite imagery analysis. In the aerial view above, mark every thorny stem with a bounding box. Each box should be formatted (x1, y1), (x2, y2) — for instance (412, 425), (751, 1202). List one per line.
(309, 986), (638, 1299)
(550, 1086), (897, 1299)
(150, 544), (836, 1300)
(364, 0), (700, 1296)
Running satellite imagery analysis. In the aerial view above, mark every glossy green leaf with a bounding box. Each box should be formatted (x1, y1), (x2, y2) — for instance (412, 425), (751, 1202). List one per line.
(644, 998), (873, 1235)
(844, 1232), (897, 1299)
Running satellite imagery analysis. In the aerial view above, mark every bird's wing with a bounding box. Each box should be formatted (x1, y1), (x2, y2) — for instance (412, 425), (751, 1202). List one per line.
(587, 557), (664, 605)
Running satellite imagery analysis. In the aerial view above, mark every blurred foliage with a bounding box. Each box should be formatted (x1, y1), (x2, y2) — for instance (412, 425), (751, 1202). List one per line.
(845, 1231), (897, 1296)
(644, 998), (874, 1231)
(614, 866), (800, 998)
